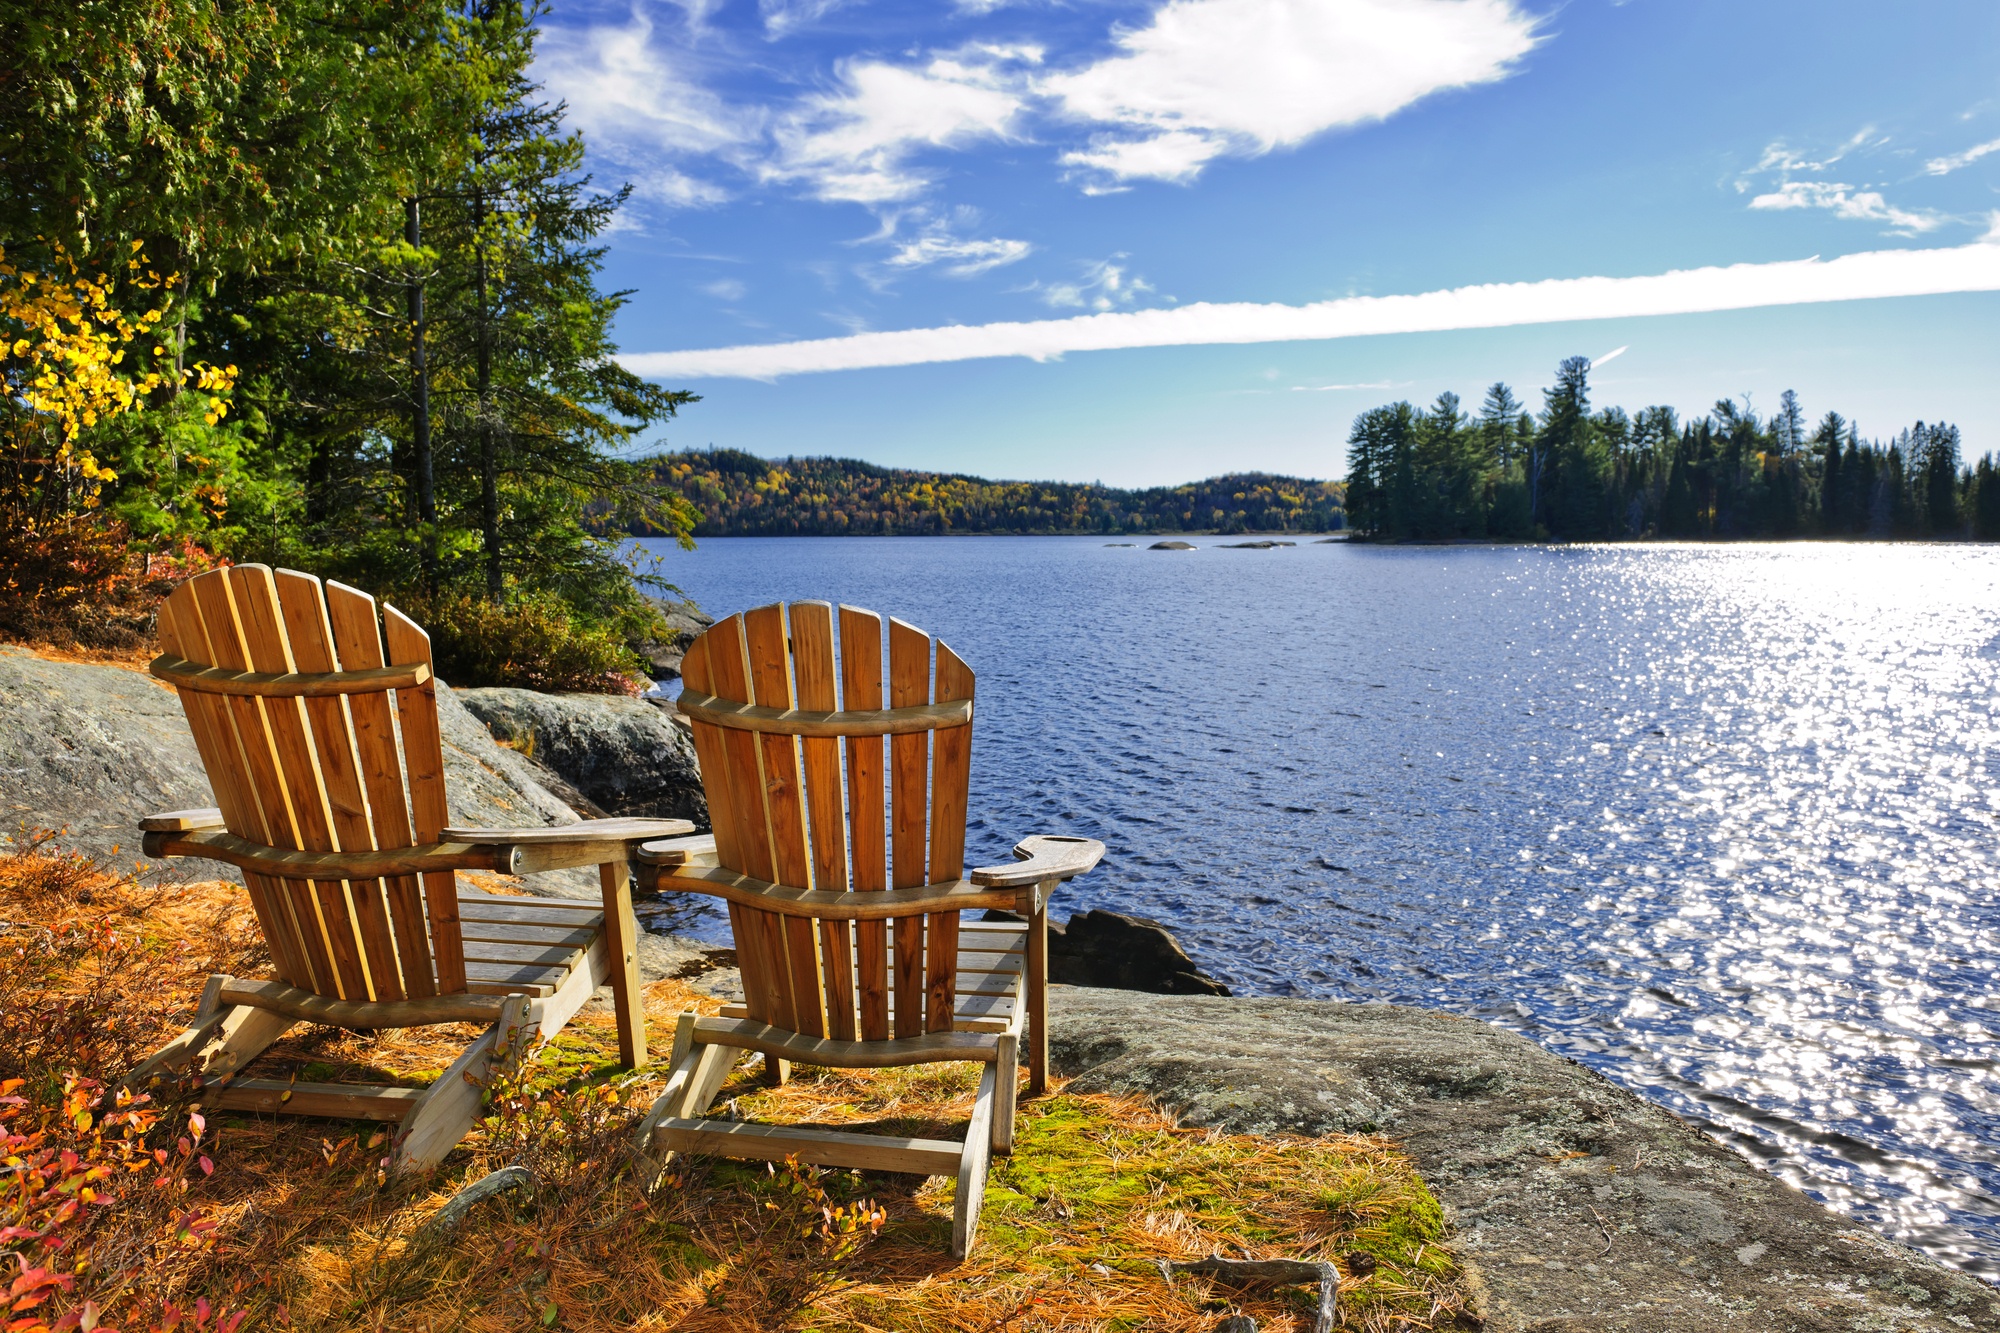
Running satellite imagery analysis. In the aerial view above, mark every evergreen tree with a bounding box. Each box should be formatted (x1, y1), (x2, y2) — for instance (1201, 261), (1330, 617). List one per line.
(1814, 412), (1846, 534)
(1918, 421), (1962, 536)
(1539, 356), (1607, 538)
(1974, 456), (2000, 541)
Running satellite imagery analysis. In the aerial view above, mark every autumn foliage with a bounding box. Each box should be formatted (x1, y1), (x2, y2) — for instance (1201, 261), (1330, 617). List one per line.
(0, 833), (1471, 1331)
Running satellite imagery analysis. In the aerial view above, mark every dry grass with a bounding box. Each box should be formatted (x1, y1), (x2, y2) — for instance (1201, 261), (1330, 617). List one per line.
(0, 835), (1477, 1333)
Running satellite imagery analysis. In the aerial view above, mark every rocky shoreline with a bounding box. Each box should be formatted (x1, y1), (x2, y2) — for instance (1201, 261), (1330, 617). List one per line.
(4, 643), (1993, 1330)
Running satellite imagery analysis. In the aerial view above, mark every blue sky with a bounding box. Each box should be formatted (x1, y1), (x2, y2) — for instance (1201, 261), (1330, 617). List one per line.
(537, 0), (2000, 485)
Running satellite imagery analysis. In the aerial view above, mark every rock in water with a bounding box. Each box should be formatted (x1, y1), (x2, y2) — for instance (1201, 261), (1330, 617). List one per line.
(980, 907), (1230, 995)
(1054, 909), (1231, 994)
(1148, 540), (1197, 550)
(457, 687), (707, 827)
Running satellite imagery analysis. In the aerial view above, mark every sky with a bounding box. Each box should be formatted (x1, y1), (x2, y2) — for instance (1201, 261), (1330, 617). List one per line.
(536, 0), (2000, 486)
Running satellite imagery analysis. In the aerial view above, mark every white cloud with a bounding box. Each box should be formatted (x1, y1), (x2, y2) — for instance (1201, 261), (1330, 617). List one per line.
(1590, 344), (1628, 368)
(621, 239), (2000, 379)
(1038, 258), (1153, 309)
(1061, 131), (1220, 185)
(700, 278), (748, 301)
(535, 13), (748, 209)
(1044, 0), (1540, 183)
(1925, 138), (2000, 176)
(1751, 128), (1880, 178)
(768, 48), (1038, 202)
(1748, 181), (1942, 235)
(886, 233), (1034, 276)
(760, 0), (849, 38)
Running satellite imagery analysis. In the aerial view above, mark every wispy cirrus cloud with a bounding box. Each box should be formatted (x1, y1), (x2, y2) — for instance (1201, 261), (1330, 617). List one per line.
(1925, 137), (2000, 176)
(1034, 258), (1155, 310)
(1747, 181), (1943, 235)
(621, 240), (2000, 380)
(1736, 130), (1952, 237)
(765, 47), (1039, 203)
(885, 232), (1034, 276)
(535, 11), (750, 210)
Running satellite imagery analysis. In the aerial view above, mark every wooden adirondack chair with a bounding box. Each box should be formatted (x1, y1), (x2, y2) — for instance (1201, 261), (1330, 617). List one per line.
(630, 601), (1104, 1259)
(124, 565), (694, 1168)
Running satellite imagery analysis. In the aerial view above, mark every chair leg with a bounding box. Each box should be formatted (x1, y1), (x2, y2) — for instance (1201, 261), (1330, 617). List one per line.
(599, 860), (648, 1069)
(631, 1040), (748, 1186)
(1027, 884), (1050, 1096)
(122, 975), (295, 1095)
(991, 1032), (1019, 1156)
(950, 1061), (1000, 1261)
(395, 996), (531, 1172)
(681, 1042), (741, 1116)
(762, 1055), (791, 1087)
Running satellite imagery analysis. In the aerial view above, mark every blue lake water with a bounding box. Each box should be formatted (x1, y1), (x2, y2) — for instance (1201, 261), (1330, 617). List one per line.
(632, 534), (2000, 1280)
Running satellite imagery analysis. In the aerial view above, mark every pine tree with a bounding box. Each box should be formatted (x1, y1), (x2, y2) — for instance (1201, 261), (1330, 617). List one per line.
(1974, 456), (2000, 541)
(1538, 356), (1607, 538)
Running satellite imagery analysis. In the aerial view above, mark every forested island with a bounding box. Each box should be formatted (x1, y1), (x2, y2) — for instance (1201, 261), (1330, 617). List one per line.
(1345, 356), (2000, 541)
(644, 451), (1346, 535)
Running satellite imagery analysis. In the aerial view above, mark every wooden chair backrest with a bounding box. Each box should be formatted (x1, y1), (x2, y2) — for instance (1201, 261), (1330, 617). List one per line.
(156, 565), (464, 1002)
(679, 602), (974, 1042)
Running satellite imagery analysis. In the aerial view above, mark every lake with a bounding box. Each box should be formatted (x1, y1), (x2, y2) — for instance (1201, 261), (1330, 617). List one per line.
(632, 534), (2000, 1280)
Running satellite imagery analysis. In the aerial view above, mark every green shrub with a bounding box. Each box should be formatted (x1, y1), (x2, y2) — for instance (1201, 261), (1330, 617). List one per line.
(413, 592), (649, 694)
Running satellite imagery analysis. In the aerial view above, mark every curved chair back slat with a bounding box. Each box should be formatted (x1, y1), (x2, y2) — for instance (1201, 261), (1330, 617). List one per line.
(679, 601), (976, 1043)
(154, 566), (463, 1001)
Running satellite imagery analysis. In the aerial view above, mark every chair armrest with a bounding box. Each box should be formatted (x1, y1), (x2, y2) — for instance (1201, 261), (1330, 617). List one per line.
(636, 834), (718, 868)
(140, 808), (226, 834)
(140, 827), (516, 878)
(969, 834), (1105, 887)
(442, 817), (696, 844)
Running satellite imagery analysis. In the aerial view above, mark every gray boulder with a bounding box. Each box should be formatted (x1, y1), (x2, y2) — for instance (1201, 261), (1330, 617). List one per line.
(1048, 990), (2000, 1333)
(1058, 909), (1230, 994)
(983, 908), (1230, 995)
(1149, 540), (1197, 550)
(0, 647), (582, 881)
(636, 596), (713, 681)
(456, 687), (707, 828)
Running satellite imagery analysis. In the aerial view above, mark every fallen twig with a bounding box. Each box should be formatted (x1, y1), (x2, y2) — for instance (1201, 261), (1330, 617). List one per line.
(1587, 1204), (1613, 1257)
(423, 1164), (538, 1237)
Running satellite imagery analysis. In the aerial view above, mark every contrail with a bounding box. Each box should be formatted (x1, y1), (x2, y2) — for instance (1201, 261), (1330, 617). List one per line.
(1590, 344), (1629, 369)
(620, 240), (2000, 381)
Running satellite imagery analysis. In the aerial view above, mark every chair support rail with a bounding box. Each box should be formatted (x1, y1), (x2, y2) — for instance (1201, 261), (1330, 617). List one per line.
(689, 1015), (1002, 1068)
(142, 819), (695, 879)
(218, 977), (512, 1029)
(676, 690), (971, 737)
(151, 653), (431, 698)
(647, 864), (1027, 919)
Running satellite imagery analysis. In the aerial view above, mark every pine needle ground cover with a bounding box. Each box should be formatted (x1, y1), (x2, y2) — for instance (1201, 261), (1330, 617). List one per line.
(0, 835), (1475, 1332)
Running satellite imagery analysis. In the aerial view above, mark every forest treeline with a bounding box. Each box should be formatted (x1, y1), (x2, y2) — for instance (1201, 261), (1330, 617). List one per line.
(646, 451), (1346, 536)
(1345, 357), (2000, 542)
(2, 0), (697, 689)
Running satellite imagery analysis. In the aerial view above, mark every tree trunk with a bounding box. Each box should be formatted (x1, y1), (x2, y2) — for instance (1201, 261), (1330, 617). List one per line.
(475, 189), (500, 602)
(406, 197), (436, 592)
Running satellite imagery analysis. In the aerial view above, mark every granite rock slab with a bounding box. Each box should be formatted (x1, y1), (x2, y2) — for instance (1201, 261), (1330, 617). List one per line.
(1048, 989), (2000, 1332)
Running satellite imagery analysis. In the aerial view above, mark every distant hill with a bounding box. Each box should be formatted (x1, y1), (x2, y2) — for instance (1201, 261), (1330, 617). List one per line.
(641, 451), (1346, 537)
